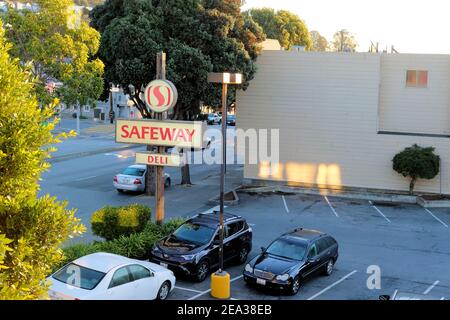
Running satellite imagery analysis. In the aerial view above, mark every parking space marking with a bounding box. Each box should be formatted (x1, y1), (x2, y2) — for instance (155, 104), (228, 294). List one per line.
(324, 196), (339, 217)
(200, 205), (228, 215)
(306, 270), (358, 300)
(75, 175), (97, 182)
(441, 297), (445, 300)
(369, 201), (391, 223)
(187, 275), (244, 300)
(282, 195), (290, 213)
(174, 286), (203, 294)
(423, 280), (440, 295)
(424, 209), (448, 228)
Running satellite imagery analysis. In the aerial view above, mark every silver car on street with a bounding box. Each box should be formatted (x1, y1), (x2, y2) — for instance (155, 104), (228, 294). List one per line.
(113, 165), (171, 193)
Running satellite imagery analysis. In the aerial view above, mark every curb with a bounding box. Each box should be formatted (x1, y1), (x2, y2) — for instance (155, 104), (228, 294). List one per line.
(207, 190), (240, 206)
(49, 145), (142, 163)
(236, 185), (418, 204)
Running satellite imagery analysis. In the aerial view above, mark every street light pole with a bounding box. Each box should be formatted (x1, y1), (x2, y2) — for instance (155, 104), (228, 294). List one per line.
(207, 72), (242, 299)
(218, 81), (228, 272)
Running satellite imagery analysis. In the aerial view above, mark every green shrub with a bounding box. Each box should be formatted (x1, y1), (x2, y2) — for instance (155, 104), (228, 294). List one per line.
(91, 204), (151, 241)
(59, 218), (186, 269)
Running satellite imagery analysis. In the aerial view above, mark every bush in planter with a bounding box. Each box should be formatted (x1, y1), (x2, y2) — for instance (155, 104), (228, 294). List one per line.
(392, 144), (440, 195)
(91, 204), (151, 241)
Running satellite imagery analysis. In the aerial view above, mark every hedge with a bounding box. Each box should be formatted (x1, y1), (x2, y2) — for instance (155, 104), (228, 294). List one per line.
(54, 218), (185, 272)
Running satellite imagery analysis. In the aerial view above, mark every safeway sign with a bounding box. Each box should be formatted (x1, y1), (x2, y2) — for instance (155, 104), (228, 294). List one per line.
(115, 119), (206, 149)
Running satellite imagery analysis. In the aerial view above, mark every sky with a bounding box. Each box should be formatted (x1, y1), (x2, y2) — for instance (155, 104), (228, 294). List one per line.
(243, 0), (450, 54)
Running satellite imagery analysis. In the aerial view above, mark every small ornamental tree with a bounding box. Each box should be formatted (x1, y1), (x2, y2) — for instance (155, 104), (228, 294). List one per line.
(392, 144), (440, 195)
(0, 22), (85, 300)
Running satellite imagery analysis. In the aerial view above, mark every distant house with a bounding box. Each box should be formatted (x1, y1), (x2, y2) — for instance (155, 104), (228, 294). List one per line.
(261, 39), (282, 51)
(237, 51), (450, 195)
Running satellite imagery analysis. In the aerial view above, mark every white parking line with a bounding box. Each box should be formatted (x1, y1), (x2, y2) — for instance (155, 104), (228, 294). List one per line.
(307, 270), (358, 300)
(175, 286), (203, 294)
(423, 280), (440, 295)
(424, 209), (448, 228)
(75, 175), (97, 182)
(324, 196), (339, 218)
(187, 275), (244, 300)
(369, 201), (391, 223)
(282, 195), (290, 213)
(441, 297), (445, 300)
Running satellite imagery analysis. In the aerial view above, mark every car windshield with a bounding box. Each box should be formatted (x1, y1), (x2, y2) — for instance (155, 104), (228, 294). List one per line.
(172, 222), (216, 245)
(122, 167), (145, 176)
(228, 115), (236, 119)
(266, 238), (308, 261)
(52, 263), (106, 290)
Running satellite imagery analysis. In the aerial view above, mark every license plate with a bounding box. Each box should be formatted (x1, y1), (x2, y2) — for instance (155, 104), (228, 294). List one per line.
(256, 278), (266, 286)
(160, 262), (168, 268)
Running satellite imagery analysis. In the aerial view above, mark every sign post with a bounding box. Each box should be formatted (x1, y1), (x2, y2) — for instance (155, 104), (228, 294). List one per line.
(207, 72), (243, 299)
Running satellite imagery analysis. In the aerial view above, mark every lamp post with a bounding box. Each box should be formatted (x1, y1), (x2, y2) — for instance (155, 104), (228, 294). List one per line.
(208, 72), (242, 299)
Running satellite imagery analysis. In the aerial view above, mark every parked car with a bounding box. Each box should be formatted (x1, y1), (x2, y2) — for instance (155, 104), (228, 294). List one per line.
(150, 212), (252, 282)
(207, 113), (221, 125)
(47, 252), (176, 300)
(226, 115), (236, 126)
(113, 165), (171, 193)
(379, 290), (445, 300)
(243, 228), (339, 295)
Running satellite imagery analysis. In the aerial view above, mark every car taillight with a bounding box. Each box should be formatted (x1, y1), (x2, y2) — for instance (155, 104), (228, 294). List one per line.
(113, 176), (118, 182)
(133, 179), (142, 185)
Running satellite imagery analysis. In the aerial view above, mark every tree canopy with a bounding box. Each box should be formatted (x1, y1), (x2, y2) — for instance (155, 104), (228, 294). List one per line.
(91, 0), (265, 120)
(245, 7), (311, 50)
(2, 0), (104, 107)
(310, 30), (328, 52)
(331, 29), (358, 52)
(0, 21), (85, 300)
(392, 144), (440, 195)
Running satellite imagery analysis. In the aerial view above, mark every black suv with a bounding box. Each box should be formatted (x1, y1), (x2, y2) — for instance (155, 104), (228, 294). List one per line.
(150, 212), (252, 282)
(243, 228), (338, 295)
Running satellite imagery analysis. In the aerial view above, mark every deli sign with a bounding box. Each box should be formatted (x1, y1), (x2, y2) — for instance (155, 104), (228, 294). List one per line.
(116, 119), (206, 149)
(136, 152), (183, 167)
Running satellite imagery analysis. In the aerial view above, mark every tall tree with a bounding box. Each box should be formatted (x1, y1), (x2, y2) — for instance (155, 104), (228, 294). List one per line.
(332, 29), (358, 52)
(245, 7), (312, 50)
(91, 0), (265, 187)
(3, 0), (104, 132)
(310, 30), (328, 52)
(0, 21), (85, 300)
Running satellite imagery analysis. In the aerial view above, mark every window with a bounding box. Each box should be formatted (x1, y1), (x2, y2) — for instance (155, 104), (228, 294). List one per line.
(225, 221), (244, 238)
(52, 263), (106, 290)
(406, 70), (428, 87)
(128, 265), (152, 281)
(307, 243), (318, 258)
(109, 267), (132, 288)
(317, 238), (330, 253)
(83, 105), (91, 112)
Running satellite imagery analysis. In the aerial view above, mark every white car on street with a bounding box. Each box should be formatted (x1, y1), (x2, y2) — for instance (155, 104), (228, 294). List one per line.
(47, 252), (176, 300)
(113, 164), (171, 193)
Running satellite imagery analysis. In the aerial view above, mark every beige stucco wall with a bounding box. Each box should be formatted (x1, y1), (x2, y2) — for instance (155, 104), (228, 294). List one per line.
(236, 51), (450, 194)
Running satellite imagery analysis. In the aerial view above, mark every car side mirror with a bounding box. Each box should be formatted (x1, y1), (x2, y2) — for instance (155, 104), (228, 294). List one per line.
(379, 295), (391, 301)
(260, 247), (266, 253)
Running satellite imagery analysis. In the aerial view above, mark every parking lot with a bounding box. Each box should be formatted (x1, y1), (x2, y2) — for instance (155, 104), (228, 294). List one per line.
(169, 192), (450, 300)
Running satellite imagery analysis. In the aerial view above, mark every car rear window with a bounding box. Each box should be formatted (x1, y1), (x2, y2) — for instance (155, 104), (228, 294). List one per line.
(122, 168), (145, 176)
(53, 263), (106, 290)
(172, 222), (216, 245)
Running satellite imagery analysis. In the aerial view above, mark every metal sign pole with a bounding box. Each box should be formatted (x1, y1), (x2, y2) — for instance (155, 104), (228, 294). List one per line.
(155, 52), (166, 225)
(219, 82), (228, 272)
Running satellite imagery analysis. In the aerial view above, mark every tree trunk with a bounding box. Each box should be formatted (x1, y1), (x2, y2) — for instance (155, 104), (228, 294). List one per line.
(181, 163), (192, 185)
(145, 145), (156, 195)
(409, 177), (416, 195)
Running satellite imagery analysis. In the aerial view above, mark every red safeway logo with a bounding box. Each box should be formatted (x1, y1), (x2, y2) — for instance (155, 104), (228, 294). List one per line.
(144, 79), (178, 113)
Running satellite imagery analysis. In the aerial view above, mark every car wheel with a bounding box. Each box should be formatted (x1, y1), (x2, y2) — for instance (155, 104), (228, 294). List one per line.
(157, 281), (171, 300)
(324, 259), (334, 276)
(164, 178), (171, 189)
(235, 246), (249, 265)
(195, 260), (210, 282)
(117, 189), (124, 193)
(289, 276), (301, 295)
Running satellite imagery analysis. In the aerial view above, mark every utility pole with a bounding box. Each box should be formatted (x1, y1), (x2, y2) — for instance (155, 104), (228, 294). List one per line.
(155, 52), (167, 225)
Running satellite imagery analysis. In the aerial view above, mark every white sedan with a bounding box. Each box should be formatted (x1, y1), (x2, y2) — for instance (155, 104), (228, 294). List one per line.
(113, 164), (171, 193)
(47, 252), (176, 300)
